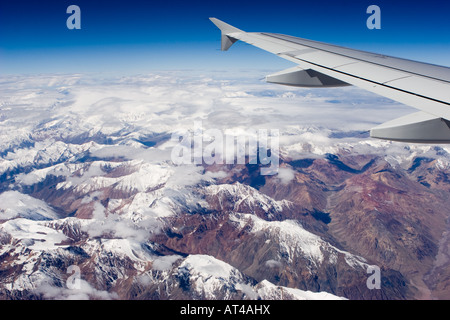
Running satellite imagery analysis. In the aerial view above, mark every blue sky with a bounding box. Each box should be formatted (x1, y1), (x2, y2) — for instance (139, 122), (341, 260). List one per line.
(1, 0), (449, 74)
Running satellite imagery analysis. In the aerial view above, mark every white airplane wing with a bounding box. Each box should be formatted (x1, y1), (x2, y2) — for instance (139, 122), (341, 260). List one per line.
(210, 18), (450, 143)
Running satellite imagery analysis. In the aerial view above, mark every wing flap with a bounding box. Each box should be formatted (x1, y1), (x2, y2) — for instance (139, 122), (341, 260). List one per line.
(370, 111), (450, 143)
(266, 66), (349, 87)
(385, 76), (450, 103)
(294, 51), (360, 69)
(335, 62), (411, 84)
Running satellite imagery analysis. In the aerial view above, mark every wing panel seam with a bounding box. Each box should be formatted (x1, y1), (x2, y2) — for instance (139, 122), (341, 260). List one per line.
(294, 57), (450, 107)
(261, 33), (450, 84)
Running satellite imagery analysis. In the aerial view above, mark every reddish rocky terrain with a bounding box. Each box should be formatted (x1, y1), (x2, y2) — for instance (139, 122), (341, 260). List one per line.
(2, 148), (448, 300)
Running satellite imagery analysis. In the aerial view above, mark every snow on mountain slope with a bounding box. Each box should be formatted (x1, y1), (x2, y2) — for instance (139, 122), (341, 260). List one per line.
(0, 191), (59, 221)
(0, 140), (94, 175)
(204, 183), (289, 212)
(255, 279), (344, 300)
(55, 160), (173, 194)
(177, 254), (249, 300)
(177, 254), (345, 300)
(0, 218), (67, 251)
(0, 213), (344, 300)
(0, 222), (141, 298)
(230, 213), (368, 269)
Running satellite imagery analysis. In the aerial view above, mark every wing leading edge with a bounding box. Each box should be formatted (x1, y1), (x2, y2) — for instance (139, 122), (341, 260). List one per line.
(209, 18), (450, 143)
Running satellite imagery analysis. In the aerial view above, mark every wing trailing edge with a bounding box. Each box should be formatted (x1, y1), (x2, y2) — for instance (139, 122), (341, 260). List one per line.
(370, 112), (450, 143)
(266, 66), (350, 88)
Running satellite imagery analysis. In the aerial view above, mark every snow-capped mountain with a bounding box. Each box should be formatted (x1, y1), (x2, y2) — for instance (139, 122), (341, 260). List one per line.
(0, 73), (449, 300)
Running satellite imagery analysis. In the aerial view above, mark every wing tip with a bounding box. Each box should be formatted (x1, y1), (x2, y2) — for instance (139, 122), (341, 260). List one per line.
(209, 17), (242, 51)
(209, 17), (243, 34)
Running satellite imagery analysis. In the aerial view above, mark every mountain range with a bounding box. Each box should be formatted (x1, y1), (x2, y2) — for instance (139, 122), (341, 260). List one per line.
(0, 73), (449, 300)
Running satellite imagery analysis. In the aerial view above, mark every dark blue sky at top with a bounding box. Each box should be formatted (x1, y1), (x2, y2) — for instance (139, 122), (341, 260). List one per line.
(1, 0), (449, 74)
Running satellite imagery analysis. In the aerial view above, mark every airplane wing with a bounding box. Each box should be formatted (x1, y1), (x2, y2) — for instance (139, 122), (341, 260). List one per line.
(210, 18), (450, 143)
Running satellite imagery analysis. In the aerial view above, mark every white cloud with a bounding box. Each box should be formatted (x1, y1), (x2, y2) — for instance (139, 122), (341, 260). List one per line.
(82, 201), (150, 242)
(265, 259), (283, 268)
(36, 279), (118, 300)
(152, 255), (182, 271)
(277, 167), (296, 185)
(2, 72), (448, 204)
